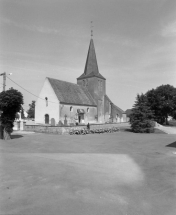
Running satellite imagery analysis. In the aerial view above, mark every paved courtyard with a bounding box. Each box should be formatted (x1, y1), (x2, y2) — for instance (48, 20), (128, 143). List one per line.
(0, 130), (176, 215)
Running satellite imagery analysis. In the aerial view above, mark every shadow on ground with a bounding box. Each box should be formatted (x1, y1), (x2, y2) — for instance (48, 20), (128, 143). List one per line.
(120, 128), (166, 134)
(166, 141), (176, 148)
(11, 135), (23, 139)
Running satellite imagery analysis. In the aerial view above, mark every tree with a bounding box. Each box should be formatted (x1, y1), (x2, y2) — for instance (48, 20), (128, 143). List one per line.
(0, 88), (23, 139)
(146, 85), (176, 124)
(130, 94), (155, 133)
(27, 101), (35, 118)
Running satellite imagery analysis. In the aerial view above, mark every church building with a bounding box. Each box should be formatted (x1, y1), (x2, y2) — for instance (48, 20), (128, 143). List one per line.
(35, 38), (126, 126)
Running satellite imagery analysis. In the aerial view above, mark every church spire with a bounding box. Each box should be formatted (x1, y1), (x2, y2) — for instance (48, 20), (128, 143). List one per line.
(77, 29), (106, 81)
(84, 38), (99, 75)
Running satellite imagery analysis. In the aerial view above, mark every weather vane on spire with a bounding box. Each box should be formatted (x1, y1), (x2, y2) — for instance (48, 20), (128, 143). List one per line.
(91, 21), (93, 38)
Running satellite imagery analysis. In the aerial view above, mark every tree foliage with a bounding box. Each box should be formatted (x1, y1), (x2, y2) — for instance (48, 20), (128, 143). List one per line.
(130, 94), (155, 133)
(0, 88), (23, 133)
(130, 84), (176, 133)
(146, 85), (176, 124)
(27, 100), (35, 118)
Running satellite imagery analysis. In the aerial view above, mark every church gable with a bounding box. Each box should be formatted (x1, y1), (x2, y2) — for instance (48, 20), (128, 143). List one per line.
(35, 78), (59, 124)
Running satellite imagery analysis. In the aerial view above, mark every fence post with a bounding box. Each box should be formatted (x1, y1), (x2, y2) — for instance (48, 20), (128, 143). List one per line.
(23, 121), (26, 131)
(17, 121), (20, 130)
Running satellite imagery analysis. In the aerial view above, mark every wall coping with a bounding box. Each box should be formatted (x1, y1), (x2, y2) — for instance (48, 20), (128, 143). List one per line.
(25, 122), (127, 128)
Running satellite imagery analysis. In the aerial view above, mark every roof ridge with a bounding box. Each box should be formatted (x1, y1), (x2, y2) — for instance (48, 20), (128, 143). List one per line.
(47, 77), (79, 86)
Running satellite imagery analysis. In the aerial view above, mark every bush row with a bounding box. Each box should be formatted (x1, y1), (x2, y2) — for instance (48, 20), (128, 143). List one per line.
(69, 127), (119, 135)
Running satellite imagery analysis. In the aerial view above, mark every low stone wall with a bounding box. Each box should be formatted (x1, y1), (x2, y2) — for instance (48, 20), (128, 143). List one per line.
(24, 123), (125, 135)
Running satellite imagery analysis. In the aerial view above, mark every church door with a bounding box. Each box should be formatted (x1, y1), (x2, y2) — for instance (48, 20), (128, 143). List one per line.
(45, 114), (49, 124)
(78, 113), (84, 123)
(78, 115), (81, 123)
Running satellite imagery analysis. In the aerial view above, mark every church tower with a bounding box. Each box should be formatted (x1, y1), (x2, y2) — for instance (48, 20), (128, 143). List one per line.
(77, 38), (106, 122)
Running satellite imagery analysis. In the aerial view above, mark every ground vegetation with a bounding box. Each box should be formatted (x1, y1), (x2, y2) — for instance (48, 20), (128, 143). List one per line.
(130, 94), (155, 133)
(0, 88), (23, 139)
(27, 100), (35, 118)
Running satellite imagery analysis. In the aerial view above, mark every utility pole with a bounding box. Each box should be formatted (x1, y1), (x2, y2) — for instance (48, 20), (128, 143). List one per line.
(0, 72), (6, 91)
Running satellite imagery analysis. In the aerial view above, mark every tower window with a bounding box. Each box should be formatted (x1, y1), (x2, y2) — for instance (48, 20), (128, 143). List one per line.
(83, 80), (85, 86)
(98, 80), (100, 90)
(98, 80), (103, 91)
(87, 107), (90, 113)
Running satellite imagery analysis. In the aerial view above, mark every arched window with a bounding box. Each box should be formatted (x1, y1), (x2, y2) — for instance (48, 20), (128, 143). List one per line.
(83, 80), (85, 86)
(70, 106), (73, 112)
(45, 114), (49, 124)
(45, 97), (48, 106)
(87, 107), (90, 113)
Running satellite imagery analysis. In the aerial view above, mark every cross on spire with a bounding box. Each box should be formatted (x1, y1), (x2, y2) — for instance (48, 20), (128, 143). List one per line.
(91, 21), (93, 38)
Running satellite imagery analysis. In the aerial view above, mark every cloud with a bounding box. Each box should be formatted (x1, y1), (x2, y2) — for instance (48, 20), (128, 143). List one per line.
(1, 18), (61, 34)
(162, 21), (176, 37)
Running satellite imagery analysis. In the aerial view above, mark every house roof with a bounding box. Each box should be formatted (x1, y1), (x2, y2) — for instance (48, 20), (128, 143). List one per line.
(77, 39), (106, 80)
(47, 77), (97, 106)
(125, 109), (133, 116)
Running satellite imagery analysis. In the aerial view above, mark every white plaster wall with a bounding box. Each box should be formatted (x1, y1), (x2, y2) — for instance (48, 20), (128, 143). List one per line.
(35, 78), (59, 124)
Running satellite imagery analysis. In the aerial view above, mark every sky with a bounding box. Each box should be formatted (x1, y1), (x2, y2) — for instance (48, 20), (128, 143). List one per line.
(0, 0), (176, 111)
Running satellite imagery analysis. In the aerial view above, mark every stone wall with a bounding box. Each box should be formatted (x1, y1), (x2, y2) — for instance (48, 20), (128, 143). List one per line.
(24, 123), (124, 135)
(59, 104), (97, 125)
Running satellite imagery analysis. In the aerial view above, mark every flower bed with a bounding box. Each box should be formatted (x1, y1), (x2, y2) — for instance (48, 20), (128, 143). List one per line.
(69, 127), (119, 135)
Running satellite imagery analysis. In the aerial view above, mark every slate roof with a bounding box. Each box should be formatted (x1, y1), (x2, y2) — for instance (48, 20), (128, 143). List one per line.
(48, 77), (97, 106)
(77, 39), (106, 80)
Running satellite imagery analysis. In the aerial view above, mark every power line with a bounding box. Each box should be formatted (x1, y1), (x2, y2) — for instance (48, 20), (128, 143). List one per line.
(6, 76), (59, 105)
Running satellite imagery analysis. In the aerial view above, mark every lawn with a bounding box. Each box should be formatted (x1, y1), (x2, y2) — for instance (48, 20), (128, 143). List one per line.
(0, 131), (176, 215)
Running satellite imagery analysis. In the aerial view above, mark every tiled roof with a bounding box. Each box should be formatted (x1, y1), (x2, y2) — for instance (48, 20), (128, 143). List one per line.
(104, 94), (113, 103)
(48, 77), (97, 106)
(77, 39), (106, 80)
(112, 104), (125, 114)
(105, 94), (125, 114)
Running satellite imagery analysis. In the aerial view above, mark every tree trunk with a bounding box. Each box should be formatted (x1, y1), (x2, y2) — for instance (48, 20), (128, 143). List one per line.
(3, 128), (11, 140)
(165, 115), (169, 125)
(0, 125), (3, 139)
